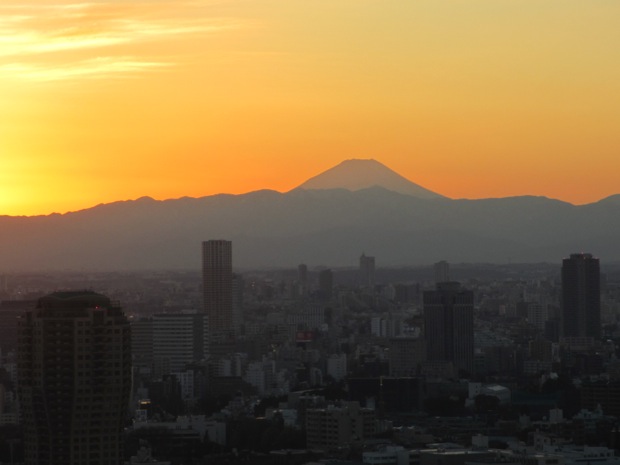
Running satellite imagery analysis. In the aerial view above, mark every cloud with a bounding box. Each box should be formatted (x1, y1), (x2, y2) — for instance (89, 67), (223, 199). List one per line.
(0, 1), (242, 81)
(0, 56), (171, 82)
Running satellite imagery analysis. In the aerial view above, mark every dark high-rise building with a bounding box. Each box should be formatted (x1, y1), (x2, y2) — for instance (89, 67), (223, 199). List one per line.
(434, 260), (450, 284)
(561, 253), (601, 339)
(298, 264), (308, 286)
(0, 300), (35, 354)
(202, 240), (233, 333)
(359, 253), (376, 288)
(17, 291), (131, 465)
(423, 282), (474, 375)
(318, 268), (333, 299)
(297, 263), (308, 297)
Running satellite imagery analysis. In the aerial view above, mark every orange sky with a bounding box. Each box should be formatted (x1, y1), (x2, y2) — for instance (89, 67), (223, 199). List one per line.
(2, 0), (619, 216)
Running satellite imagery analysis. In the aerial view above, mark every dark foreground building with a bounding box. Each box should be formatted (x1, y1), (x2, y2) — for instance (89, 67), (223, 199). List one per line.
(423, 282), (474, 375)
(561, 253), (601, 339)
(18, 291), (131, 465)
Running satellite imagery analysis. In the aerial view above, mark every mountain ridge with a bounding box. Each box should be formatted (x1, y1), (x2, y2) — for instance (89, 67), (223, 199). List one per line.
(0, 159), (618, 270)
(0, 186), (618, 270)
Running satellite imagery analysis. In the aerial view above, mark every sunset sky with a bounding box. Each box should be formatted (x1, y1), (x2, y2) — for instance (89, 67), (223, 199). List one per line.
(2, 0), (619, 216)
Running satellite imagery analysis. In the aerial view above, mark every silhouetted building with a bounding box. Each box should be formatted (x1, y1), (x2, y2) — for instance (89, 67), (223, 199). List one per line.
(423, 282), (474, 375)
(0, 300), (35, 354)
(359, 253), (375, 288)
(434, 260), (450, 284)
(232, 273), (244, 331)
(318, 269), (333, 299)
(561, 253), (601, 339)
(152, 312), (208, 377)
(306, 401), (376, 451)
(131, 317), (153, 369)
(389, 337), (426, 377)
(297, 263), (308, 296)
(202, 240), (233, 330)
(18, 291), (131, 465)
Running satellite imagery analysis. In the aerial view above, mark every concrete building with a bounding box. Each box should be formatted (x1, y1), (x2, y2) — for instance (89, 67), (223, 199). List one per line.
(360, 253), (376, 288)
(424, 282), (474, 375)
(389, 337), (426, 377)
(202, 239), (233, 334)
(318, 269), (333, 300)
(561, 253), (600, 339)
(18, 291), (131, 465)
(327, 353), (348, 381)
(306, 401), (376, 451)
(527, 303), (549, 331)
(0, 300), (35, 355)
(434, 261), (450, 284)
(152, 312), (208, 376)
(131, 317), (153, 369)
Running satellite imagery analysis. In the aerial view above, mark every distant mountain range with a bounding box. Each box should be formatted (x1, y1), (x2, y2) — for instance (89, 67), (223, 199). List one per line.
(1, 159), (619, 270)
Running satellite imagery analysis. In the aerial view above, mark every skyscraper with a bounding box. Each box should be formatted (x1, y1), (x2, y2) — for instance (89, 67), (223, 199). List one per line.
(202, 240), (233, 333)
(359, 253), (375, 288)
(423, 282), (474, 375)
(434, 260), (450, 284)
(561, 253), (601, 339)
(152, 312), (209, 377)
(318, 268), (333, 300)
(17, 291), (131, 465)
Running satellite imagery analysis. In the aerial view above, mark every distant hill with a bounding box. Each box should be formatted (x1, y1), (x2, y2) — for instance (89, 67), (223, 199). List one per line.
(293, 159), (444, 199)
(0, 160), (618, 270)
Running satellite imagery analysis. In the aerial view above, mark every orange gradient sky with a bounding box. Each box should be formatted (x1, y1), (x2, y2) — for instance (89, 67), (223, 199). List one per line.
(1, 0), (619, 216)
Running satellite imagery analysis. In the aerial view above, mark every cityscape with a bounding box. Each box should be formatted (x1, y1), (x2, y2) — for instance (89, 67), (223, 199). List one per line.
(1, 243), (620, 465)
(2, 1), (619, 464)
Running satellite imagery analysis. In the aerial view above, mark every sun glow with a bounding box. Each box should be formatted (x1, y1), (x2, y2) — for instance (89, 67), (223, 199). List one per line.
(1, 0), (619, 216)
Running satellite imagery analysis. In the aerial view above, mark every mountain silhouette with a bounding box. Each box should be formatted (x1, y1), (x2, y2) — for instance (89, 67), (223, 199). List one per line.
(0, 161), (618, 270)
(294, 159), (444, 199)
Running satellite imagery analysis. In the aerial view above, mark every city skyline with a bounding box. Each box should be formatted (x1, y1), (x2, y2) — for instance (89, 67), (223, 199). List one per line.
(2, 1), (619, 216)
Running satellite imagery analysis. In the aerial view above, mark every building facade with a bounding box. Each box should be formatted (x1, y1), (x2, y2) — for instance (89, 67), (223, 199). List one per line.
(423, 282), (474, 375)
(152, 312), (208, 376)
(202, 240), (233, 351)
(17, 291), (131, 465)
(561, 253), (601, 339)
(359, 253), (376, 288)
(306, 402), (376, 451)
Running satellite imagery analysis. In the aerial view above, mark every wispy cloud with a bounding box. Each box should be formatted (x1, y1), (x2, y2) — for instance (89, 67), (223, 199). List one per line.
(0, 57), (170, 82)
(0, 1), (242, 81)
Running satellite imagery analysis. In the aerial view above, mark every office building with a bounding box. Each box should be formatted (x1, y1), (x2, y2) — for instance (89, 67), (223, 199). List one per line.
(423, 282), (474, 375)
(434, 260), (450, 284)
(306, 402), (376, 451)
(202, 240), (233, 333)
(232, 273), (244, 332)
(561, 253), (601, 339)
(131, 317), (153, 369)
(152, 312), (209, 377)
(389, 337), (426, 377)
(17, 291), (131, 465)
(359, 253), (376, 288)
(0, 300), (35, 355)
(318, 269), (333, 299)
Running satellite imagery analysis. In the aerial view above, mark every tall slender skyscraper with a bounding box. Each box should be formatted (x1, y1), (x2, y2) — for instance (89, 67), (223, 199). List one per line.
(561, 253), (600, 339)
(318, 268), (333, 300)
(17, 291), (131, 465)
(202, 239), (233, 333)
(434, 260), (450, 284)
(423, 282), (474, 375)
(359, 253), (376, 288)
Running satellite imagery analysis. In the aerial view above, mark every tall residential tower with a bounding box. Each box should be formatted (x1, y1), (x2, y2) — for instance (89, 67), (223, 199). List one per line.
(17, 291), (131, 465)
(202, 240), (233, 333)
(561, 253), (601, 339)
(423, 282), (474, 375)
